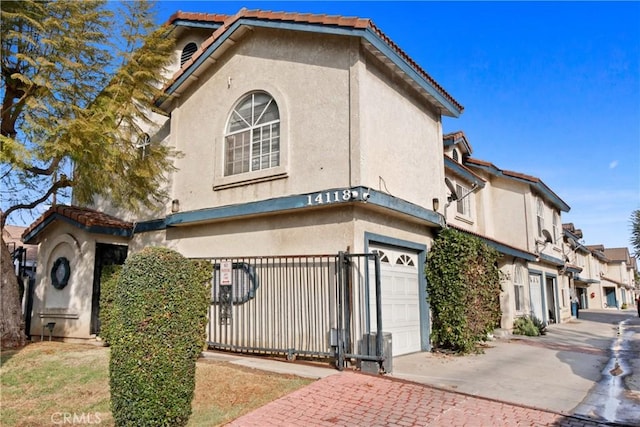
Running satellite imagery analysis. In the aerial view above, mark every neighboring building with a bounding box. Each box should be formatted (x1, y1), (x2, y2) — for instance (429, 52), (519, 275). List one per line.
(603, 247), (636, 307)
(443, 131), (572, 329)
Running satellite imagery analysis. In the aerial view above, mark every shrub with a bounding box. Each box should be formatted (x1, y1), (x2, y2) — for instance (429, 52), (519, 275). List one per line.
(530, 315), (547, 335)
(513, 315), (546, 336)
(513, 316), (539, 336)
(109, 247), (212, 427)
(98, 264), (121, 345)
(425, 228), (502, 354)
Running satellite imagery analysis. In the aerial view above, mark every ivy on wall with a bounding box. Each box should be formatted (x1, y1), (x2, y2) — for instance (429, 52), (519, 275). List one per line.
(425, 228), (502, 354)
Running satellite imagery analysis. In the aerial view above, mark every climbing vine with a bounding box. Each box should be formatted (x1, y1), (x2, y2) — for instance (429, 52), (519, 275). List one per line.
(425, 228), (502, 354)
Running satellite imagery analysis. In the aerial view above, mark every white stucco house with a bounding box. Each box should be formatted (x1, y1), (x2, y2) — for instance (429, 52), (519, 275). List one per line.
(443, 131), (573, 330)
(24, 9), (467, 363)
(22, 8), (637, 364)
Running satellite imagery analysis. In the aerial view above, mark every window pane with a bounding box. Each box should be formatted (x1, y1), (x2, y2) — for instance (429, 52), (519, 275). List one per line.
(225, 92), (280, 176)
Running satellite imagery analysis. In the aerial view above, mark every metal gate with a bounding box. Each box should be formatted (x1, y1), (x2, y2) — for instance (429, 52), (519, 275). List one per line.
(201, 252), (388, 371)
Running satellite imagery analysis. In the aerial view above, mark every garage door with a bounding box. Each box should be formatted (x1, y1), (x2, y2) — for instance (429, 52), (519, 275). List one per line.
(369, 244), (421, 356)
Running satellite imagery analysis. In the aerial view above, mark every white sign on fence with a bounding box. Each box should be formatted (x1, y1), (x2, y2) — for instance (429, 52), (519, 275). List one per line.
(220, 261), (233, 286)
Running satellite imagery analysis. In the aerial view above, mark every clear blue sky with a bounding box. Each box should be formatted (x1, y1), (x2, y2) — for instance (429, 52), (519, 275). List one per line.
(156, 1), (640, 251)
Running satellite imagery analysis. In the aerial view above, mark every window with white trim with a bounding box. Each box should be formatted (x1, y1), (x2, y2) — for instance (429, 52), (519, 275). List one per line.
(536, 198), (545, 237)
(513, 264), (525, 312)
(552, 211), (559, 244)
(225, 92), (280, 176)
(456, 183), (471, 216)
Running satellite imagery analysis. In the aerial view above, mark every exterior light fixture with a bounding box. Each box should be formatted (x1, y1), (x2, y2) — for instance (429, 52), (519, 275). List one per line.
(171, 199), (180, 213)
(432, 198), (440, 212)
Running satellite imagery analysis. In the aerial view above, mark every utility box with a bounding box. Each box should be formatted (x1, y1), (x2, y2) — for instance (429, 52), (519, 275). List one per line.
(359, 332), (392, 374)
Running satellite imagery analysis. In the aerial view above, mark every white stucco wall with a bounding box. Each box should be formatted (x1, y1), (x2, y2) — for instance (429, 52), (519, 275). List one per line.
(169, 29), (353, 214)
(358, 53), (444, 210)
(30, 222), (130, 340)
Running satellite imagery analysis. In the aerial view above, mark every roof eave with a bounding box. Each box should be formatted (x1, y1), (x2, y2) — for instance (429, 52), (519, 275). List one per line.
(157, 18), (463, 117)
(22, 213), (133, 245)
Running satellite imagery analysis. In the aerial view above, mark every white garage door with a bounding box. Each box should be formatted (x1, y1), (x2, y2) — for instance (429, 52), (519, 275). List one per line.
(369, 245), (421, 356)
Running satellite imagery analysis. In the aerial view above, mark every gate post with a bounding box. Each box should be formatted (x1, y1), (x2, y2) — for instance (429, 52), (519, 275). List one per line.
(373, 252), (384, 372)
(335, 251), (346, 370)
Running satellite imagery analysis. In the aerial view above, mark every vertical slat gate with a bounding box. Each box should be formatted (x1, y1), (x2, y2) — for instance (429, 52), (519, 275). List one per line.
(200, 253), (385, 371)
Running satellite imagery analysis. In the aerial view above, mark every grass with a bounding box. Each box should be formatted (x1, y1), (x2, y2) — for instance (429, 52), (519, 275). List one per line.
(0, 342), (313, 427)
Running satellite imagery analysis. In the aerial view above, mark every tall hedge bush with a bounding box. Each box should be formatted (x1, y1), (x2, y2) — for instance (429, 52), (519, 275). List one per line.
(98, 264), (121, 345)
(109, 247), (212, 426)
(426, 228), (501, 353)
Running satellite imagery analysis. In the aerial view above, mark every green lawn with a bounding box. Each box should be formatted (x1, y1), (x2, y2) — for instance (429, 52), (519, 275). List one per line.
(0, 342), (312, 427)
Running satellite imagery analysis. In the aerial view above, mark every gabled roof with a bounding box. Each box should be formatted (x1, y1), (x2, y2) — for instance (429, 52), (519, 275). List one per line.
(444, 155), (485, 188)
(586, 244), (610, 262)
(158, 8), (463, 117)
(448, 224), (537, 261)
(465, 157), (570, 212)
(603, 247), (631, 263)
(443, 131), (473, 156)
(22, 205), (133, 244)
(562, 222), (583, 239)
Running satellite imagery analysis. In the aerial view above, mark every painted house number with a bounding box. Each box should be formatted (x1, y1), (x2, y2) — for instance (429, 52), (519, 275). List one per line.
(307, 189), (353, 206)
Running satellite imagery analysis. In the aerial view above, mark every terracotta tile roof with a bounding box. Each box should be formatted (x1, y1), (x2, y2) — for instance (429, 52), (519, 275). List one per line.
(464, 157), (569, 212)
(444, 154), (485, 184)
(603, 247), (631, 263)
(22, 205), (133, 243)
(448, 223), (536, 260)
(467, 158), (541, 183)
(162, 8), (463, 114)
(166, 11), (231, 25)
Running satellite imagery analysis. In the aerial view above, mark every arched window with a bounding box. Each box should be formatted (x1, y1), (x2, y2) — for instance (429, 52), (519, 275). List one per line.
(181, 42), (198, 67)
(224, 92), (280, 176)
(135, 133), (151, 159)
(452, 149), (459, 162)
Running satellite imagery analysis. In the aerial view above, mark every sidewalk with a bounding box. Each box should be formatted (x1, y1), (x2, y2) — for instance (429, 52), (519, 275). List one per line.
(393, 309), (639, 414)
(216, 309), (640, 426)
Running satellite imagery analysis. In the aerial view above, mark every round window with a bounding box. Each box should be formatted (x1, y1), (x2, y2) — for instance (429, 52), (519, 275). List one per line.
(51, 257), (71, 289)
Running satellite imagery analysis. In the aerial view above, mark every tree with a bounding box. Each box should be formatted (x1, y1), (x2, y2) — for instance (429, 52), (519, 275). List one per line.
(631, 209), (640, 258)
(0, 0), (176, 349)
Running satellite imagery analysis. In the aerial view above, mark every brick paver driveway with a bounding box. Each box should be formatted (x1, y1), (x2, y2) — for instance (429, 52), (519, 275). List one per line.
(226, 371), (608, 426)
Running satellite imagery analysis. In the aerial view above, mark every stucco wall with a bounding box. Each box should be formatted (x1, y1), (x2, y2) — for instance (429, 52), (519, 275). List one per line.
(30, 222), (130, 340)
(169, 29), (353, 214)
(358, 52), (444, 210)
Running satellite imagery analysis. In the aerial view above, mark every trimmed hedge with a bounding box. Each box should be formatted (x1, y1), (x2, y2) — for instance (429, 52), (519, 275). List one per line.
(425, 228), (502, 354)
(98, 264), (122, 345)
(109, 247), (212, 426)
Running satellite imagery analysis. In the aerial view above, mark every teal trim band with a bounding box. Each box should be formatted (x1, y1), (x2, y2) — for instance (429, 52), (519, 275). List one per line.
(172, 20), (224, 30)
(538, 253), (565, 267)
(166, 187), (444, 228)
(452, 228), (536, 261)
(444, 157), (485, 187)
(133, 219), (167, 233)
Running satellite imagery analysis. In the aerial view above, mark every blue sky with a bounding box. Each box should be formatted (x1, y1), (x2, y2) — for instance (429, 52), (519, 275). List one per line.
(155, 1), (640, 250)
